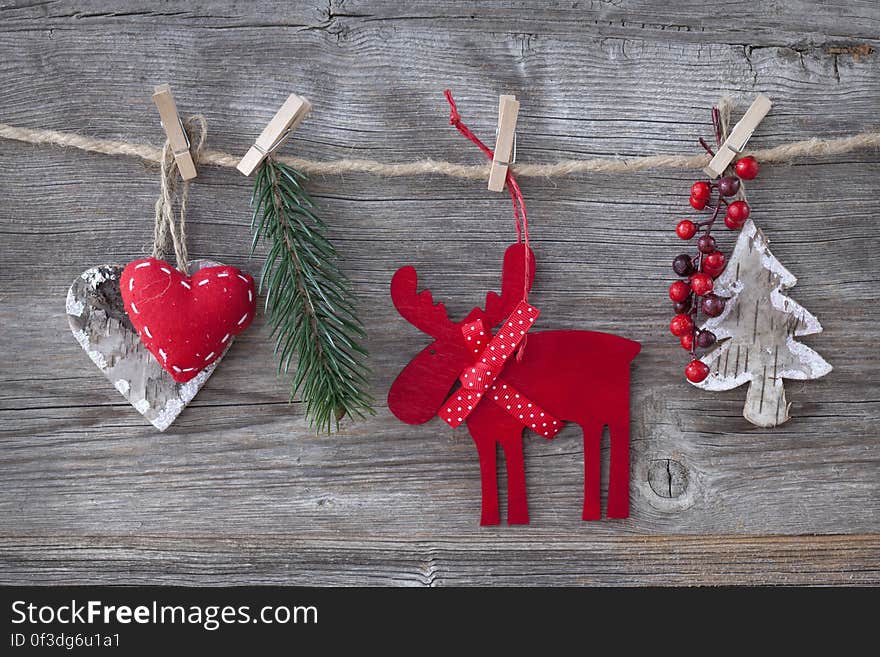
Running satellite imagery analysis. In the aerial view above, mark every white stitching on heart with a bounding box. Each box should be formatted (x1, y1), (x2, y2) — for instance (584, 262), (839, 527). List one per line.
(123, 266), (251, 381)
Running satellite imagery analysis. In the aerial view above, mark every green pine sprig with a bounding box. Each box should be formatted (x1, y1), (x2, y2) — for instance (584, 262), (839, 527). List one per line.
(251, 158), (374, 433)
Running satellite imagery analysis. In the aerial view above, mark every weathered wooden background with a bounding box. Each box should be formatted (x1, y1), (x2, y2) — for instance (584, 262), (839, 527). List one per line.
(1, 1), (878, 586)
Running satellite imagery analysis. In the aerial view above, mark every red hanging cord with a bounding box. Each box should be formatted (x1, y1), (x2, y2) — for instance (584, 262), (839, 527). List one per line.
(444, 90), (530, 303)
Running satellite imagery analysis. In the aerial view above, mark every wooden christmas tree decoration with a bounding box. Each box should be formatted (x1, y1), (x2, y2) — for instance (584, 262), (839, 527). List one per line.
(691, 219), (831, 426)
(668, 97), (831, 427)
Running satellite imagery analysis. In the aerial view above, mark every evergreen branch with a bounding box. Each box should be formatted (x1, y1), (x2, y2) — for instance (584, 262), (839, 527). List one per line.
(251, 158), (374, 432)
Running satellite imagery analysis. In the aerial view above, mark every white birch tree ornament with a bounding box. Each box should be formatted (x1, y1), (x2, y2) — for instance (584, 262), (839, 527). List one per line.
(690, 219), (832, 426)
(669, 97), (832, 427)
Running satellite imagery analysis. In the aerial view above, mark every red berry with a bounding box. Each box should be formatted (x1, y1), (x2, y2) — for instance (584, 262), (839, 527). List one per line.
(726, 200), (750, 226)
(700, 251), (727, 278)
(669, 280), (690, 302)
(676, 220), (697, 240)
(690, 272), (713, 296)
(735, 156), (759, 180)
(680, 333), (694, 350)
(673, 254), (695, 276)
(703, 250), (726, 271)
(670, 314), (694, 337)
(695, 329), (717, 349)
(689, 194), (707, 210)
(672, 298), (692, 314)
(685, 359), (710, 383)
(690, 181), (711, 202)
(697, 234), (717, 254)
(717, 176), (740, 197)
(724, 214), (744, 230)
(702, 261), (724, 278)
(701, 294), (725, 317)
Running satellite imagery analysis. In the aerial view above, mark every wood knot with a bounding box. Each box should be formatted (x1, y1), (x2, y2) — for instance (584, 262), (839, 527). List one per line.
(647, 459), (688, 499)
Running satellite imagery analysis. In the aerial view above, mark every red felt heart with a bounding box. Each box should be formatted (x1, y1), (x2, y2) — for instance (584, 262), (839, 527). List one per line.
(120, 257), (256, 383)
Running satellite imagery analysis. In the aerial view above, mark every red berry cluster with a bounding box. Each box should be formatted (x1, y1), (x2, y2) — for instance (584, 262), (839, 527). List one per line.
(670, 155), (760, 383)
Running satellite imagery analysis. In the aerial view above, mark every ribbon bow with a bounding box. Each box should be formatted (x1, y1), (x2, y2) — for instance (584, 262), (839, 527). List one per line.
(459, 321), (493, 389)
(438, 301), (564, 439)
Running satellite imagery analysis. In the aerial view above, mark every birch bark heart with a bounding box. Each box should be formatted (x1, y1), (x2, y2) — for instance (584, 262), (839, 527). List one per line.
(66, 260), (236, 431)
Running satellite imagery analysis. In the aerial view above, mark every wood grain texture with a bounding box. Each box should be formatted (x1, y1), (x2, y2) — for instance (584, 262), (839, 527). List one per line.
(1, 0), (878, 586)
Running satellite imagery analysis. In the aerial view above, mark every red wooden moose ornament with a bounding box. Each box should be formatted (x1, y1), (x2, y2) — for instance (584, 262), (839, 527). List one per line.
(388, 244), (641, 525)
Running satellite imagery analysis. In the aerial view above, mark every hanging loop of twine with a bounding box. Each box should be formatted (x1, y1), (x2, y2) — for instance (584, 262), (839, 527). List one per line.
(717, 97), (733, 143)
(152, 115), (207, 274)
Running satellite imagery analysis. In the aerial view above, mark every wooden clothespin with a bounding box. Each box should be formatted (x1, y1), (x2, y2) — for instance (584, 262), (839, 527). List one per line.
(237, 94), (312, 176)
(704, 94), (772, 178)
(488, 94), (520, 192)
(151, 84), (198, 180)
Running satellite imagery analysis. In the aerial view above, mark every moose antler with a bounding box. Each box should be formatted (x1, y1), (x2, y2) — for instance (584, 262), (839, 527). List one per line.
(476, 243), (537, 328)
(392, 244), (536, 335)
(390, 266), (456, 338)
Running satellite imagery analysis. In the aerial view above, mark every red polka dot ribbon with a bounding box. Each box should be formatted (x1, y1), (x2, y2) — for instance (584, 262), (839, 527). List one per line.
(488, 381), (562, 439)
(438, 301), (564, 439)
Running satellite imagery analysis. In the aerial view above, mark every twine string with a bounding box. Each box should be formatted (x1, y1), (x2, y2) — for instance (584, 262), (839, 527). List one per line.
(0, 122), (876, 180)
(717, 97), (733, 143)
(152, 115), (207, 274)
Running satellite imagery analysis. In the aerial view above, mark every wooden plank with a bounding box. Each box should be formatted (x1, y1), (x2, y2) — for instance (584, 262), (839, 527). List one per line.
(0, 0), (878, 585)
(1, 395), (876, 536)
(1, 1), (878, 48)
(0, 534), (876, 586)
